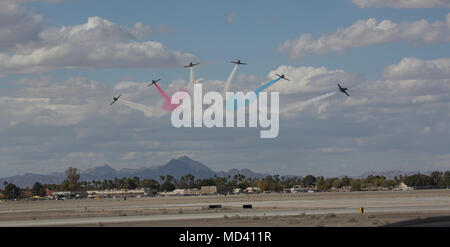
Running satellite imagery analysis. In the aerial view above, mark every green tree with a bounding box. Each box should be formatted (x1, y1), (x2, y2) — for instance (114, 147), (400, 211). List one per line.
(125, 177), (137, 189)
(443, 171), (450, 186)
(3, 182), (21, 199)
(350, 179), (362, 191)
(141, 179), (160, 189)
(302, 175), (317, 188)
(404, 174), (433, 187)
(161, 181), (175, 192)
(430, 171), (442, 186)
(59, 180), (69, 191)
(316, 177), (331, 191)
(332, 178), (343, 189)
(31, 182), (46, 197)
(65, 167), (80, 191)
(198, 178), (216, 187)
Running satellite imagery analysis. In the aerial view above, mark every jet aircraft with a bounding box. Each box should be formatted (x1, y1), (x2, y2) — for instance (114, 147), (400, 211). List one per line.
(337, 83), (350, 96)
(147, 78), (161, 87)
(184, 62), (200, 68)
(110, 94), (121, 105)
(231, 60), (247, 65)
(275, 73), (290, 81)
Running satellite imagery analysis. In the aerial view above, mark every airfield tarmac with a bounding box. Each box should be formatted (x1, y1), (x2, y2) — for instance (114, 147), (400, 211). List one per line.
(0, 190), (449, 227)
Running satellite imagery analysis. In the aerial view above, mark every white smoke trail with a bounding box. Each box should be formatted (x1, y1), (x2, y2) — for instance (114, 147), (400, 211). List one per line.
(186, 67), (196, 94)
(280, 92), (336, 116)
(190, 67), (195, 85)
(224, 64), (238, 93)
(118, 99), (167, 118)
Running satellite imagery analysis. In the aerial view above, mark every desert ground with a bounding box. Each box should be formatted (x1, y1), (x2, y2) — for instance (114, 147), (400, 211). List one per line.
(0, 189), (449, 226)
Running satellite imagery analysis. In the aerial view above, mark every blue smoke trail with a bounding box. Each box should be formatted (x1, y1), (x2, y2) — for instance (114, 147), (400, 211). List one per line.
(226, 77), (282, 110)
(254, 78), (281, 95)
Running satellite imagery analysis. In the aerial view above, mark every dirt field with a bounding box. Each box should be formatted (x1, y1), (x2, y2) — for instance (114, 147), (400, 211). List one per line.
(0, 189), (449, 226)
(90, 212), (447, 227)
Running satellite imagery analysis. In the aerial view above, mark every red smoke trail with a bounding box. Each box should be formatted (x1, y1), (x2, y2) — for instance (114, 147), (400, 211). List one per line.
(154, 83), (179, 111)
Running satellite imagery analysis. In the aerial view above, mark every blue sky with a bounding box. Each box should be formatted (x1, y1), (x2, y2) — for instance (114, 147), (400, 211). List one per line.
(19, 0), (450, 82)
(0, 0), (449, 177)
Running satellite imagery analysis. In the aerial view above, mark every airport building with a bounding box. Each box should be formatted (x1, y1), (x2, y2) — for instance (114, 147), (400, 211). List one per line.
(244, 187), (261, 193)
(87, 189), (145, 198)
(159, 186), (218, 196)
(200, 186), (217, 195)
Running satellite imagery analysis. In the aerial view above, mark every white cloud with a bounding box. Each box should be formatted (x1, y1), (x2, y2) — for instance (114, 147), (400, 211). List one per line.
(352, 0), (450, 8)
(0, 96), (93, 126)
(278, 14), (450, 60)
(0, 16), (195, 76)
(383, 57), (450, 80)
(0, 75), (176, 128)
(0, 2), (43, 51)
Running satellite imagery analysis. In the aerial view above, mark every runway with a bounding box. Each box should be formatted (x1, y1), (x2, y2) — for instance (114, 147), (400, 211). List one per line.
(1, 205), (449, 227)
(1, 190), (449, 226)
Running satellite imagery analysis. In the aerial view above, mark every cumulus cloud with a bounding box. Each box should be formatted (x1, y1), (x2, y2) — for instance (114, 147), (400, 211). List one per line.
(0, 16), (195, 76)
(0, 2), (43, 51)
(352, 0), (450, 8)
(0, 96), (93, 126)
(354, 57), (450, 109)
(278, 14), (450, 60)
(383, 57), (450, 80)
(0, 75), (176, 128)
(0, 77), (107, 126)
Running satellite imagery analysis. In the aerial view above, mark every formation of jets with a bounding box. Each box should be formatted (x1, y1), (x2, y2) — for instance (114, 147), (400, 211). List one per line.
(110, 60), (352, 106)
(147, 78), (160, 87)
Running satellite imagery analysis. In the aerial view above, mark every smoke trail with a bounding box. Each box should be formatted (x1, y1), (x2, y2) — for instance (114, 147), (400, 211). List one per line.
(226, 77), (282, 110)
(118, 99), (166, 118)
(190, 67), (195, 85)
(224, 64), (238, 93)
(254, 78), (281, 95)
(280, 92), (336, 115)
(184, 67), (196, 94)
(153, 83), (180, 111)
(154, 83), (171, 102)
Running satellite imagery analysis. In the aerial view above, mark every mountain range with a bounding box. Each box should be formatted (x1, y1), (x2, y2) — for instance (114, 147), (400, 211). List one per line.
(0, 156), (438, 189)
(0, 156), (270, 189)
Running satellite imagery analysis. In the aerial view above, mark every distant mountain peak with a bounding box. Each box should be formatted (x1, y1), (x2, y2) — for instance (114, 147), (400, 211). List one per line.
(176, 155), (194, 161)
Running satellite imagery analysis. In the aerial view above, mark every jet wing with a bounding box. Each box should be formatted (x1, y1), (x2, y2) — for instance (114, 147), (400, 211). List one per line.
(344, 91), (350, 96)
